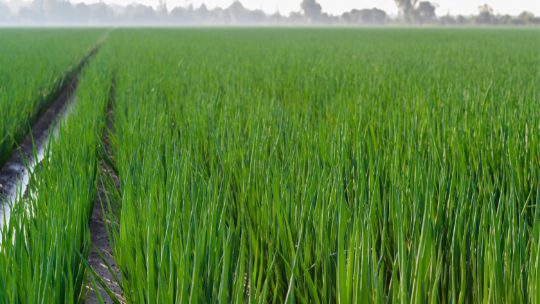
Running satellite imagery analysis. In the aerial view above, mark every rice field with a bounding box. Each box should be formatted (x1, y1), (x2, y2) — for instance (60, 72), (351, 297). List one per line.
(0, 29), (105, 166)
(0, 28), (539, 303)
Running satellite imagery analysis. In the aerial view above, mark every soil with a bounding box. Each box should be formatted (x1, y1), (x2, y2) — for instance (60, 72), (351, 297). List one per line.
(86, 79), (125, 304)
(86, 165), (124, 304)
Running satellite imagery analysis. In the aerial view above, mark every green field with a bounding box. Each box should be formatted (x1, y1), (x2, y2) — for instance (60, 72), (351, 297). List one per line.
(0, 29), (105, 166)
(0, 28), (539, 303)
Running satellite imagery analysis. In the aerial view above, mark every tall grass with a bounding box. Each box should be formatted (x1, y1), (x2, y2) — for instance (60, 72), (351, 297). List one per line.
(0, 49), (112, 303)
(0, 29), (104, 166)
(0, 28), (537, 303)
(107, 28), (540, 303)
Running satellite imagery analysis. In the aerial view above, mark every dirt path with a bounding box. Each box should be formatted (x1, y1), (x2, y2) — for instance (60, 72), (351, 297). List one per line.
(86, 170), (123, 303)
(86, 78), (125, 304)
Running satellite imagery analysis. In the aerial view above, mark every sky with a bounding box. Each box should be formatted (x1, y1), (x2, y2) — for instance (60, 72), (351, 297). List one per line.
(68, 0), (540, 16)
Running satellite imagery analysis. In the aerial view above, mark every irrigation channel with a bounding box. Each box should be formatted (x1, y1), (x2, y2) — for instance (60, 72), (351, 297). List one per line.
(0, 42), (122, 303)
(0, 49), (93, 227)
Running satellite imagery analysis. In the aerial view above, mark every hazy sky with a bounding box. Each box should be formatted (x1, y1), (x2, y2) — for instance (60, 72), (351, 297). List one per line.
(70, 0), (540, 16)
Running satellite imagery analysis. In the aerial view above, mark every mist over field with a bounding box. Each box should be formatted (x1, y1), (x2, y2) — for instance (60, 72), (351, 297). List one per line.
(0, 0), (539, 26)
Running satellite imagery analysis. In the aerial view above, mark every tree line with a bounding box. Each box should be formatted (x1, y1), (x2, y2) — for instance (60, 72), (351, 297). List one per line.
(0, 0), (538, 26)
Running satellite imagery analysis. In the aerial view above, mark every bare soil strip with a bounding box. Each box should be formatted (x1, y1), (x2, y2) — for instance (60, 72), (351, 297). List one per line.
(87, 77), (125, 304)
(0, 46), (101, 222)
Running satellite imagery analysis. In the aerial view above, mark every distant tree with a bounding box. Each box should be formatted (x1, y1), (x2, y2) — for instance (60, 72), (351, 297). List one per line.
(318, 12), (335, 24)
(72, 3), (90, 23)
(288, 11), (305, 24)
(416, 1), (436, 23)
(157, 0), (167, 16)
(87, 2), (115, 25)
(394, 0), (437, 23)
(517, 11), (535, 24)
(342, 8), (387, 25)
(455, 14), (467, 25)
(301, 0), (322, 22)
(123, 4), (156, 24)
(225, 1), (266, 24)
(269, 11), (285, 24)
(170, 6), (195, 24)
(476, 4), (494, 24)
(394, 0), (417, 22)
(195, 4), (210, 23)
(438, 12), (455, 25)
(499, 14), (515, 25)
(48, 1), (76, 24)
(226, 0), (243, 22)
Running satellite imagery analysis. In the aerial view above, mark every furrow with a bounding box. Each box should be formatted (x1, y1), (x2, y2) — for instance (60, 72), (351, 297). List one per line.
(0, 45), (101, 227)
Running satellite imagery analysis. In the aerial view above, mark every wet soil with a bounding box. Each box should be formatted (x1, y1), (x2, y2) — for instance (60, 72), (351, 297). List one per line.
(0, 46), (100, 217)
(86, 78), (125, 304)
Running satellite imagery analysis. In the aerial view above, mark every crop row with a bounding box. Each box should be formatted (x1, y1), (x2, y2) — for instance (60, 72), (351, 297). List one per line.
(0, 45), (113, 303)
(107, 29), (540, 302)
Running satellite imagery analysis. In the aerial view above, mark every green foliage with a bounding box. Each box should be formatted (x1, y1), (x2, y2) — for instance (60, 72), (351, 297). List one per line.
(0, 28), (539, 303)
(107, 28), (540, 303)
(0, 48), (113, 303)
(0, 29), (104, 166)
